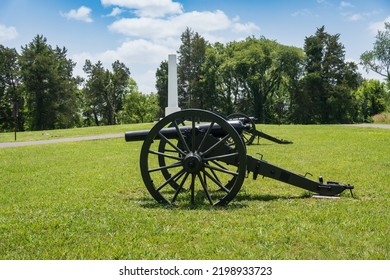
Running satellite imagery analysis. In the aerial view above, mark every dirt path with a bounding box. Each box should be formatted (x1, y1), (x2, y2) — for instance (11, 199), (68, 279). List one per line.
(0, 133), (123, 149)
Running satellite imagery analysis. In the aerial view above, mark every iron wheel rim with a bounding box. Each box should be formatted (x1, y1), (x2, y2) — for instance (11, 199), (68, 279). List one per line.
(140, 109), (247, 206)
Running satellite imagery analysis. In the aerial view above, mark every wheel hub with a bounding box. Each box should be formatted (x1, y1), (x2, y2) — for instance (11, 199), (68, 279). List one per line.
(183, 152), (203, 174)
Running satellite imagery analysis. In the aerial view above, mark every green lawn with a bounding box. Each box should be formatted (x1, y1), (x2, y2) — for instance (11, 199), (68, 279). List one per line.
(0, 124), (389, 259)
(0, 123), (153, 143)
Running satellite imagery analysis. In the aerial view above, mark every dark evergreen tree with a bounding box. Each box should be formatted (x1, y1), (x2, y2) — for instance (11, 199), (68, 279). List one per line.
(0, 45), (24, 131)
(155, 60), (168, 117)
(82, 60), (107, 126)
(107, 60), (131, 125)
(293, 26), (361, 123)
(19, 35), (80, 130)
(177, 27), (208, 109)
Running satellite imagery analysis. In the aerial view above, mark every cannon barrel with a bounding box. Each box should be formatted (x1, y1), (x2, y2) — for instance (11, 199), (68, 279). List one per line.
(125, 120), (245, 142)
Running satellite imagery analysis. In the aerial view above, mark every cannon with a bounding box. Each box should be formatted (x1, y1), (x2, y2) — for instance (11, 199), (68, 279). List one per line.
(125, 109), (354, 206)
(227, 113), (292, 145)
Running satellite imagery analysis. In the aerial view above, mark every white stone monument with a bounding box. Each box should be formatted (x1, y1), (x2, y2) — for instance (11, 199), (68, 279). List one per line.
(165, 54), (181, 116)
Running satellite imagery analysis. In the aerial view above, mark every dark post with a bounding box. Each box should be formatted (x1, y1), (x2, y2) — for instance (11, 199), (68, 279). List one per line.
(13, 102), (18, 141)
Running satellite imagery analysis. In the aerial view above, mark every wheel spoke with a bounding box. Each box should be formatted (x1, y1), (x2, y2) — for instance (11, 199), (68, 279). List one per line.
(210, 160), (229, 170)
(208, 166), (222, 185)
(203, 152), (239, 162)
(203, 169), (230, 193)
(198, 173), (213, 204)
(191, 118), (196, 152)
(149, 150), (182, 161)
(156, 169), (186, 191)
(173, 120), (191, 153)
(204, 163), (239, 176)
(172, 172), (190, 203)
(190, 174), (195, 204)
(158, 132), (186, 156)
(197, 121), (215, 152)
(148, 161), (182, 172)
(201, 134), (230, 156)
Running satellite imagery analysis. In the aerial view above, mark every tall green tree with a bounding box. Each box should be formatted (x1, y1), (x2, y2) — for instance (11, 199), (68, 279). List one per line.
(200, 42), (226, 113)
(107, 60), (131, 124)
(293, 26), (361, 123)
(0, 45), (24, 131)
(82, 60), (130, 125)
(218, 37), (304, 122)
(19, 35), (80, 130)
(177, 28), (208, 109)
(360, 22), (390, 81)
(354, 79), (387, 122)
(122, 78), (159, 123)
(213, 42), (240, 116)
(155, 60), (168, 117)
(82, 60), (107, 126)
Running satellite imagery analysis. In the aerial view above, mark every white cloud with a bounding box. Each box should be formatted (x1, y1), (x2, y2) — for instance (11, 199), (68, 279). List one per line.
(61, 6), (93, 23)
(339, 1), (354, 9)
(232, 22), (260, 34)
(316, 0), (331, 5)
(72, 39), (176, 93)
(109, 17), (177, 38)
(108, 10), (258, 40)
(342, 10), (382, 22)
(291, 9), (319, 18)
(73, 39), (174, 71)
(0, 24), (18, 42)
(100, 39), (174, 64)
(101, 0), (183, 18)
(347, 13), (363, 21)
(76, 3), (260, 93)
(369, 16), (390, 34)
(106, 7), (124, 17)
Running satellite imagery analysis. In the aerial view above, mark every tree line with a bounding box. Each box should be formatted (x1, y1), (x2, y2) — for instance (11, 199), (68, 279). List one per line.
(1, 24), (390, 132)
(156, 25), (390, 124)
(0, 35), (159, 132)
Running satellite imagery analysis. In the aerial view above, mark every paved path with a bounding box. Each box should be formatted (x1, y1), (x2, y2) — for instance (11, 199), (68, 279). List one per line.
(1, 123), (388, 149)
(0, 133), (123, 149)
(343, 123), (390, 129)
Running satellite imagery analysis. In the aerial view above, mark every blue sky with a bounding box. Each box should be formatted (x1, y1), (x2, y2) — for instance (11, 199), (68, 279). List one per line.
(1, 0), (389, 93)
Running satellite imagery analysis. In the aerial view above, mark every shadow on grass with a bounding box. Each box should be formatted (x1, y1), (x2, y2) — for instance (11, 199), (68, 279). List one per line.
(233, 192), (312, 202)
(133, 191), (312, 211)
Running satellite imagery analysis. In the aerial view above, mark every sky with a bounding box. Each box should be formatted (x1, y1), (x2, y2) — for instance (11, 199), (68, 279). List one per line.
(1, 0), (389, 93)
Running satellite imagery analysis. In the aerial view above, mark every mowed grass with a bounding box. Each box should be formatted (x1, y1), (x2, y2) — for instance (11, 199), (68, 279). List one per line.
(0, 123), (152, 143)
(0, 124), (389, 259)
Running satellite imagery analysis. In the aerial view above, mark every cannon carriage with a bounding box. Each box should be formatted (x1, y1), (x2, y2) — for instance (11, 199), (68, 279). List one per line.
(125, 109), (353, 206)
(226, 112), (292, 145)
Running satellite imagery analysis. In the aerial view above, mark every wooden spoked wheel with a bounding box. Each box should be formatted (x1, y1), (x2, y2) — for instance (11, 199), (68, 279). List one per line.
(140, 109), (247, 206)
(227, 113), (256, 145)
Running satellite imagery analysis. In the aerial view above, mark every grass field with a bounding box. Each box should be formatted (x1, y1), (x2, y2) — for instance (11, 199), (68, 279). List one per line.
(0, 123), (152, 143)
(0, 124), (389, 259)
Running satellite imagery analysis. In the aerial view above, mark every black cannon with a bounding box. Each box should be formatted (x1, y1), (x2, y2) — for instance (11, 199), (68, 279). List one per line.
(125, 109), (353, 206)
(227, 113), (292, 145)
